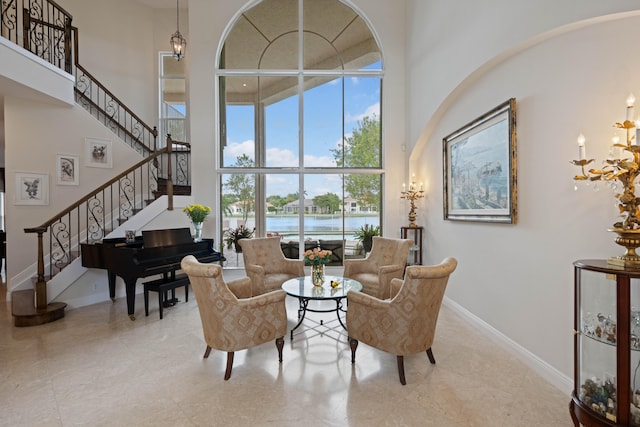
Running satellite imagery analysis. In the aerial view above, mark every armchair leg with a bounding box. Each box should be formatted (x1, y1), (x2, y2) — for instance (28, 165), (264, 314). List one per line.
(349, 338), (359, 363)
(276, 336), (284, 363)
(426, 347), (436, 364)
(203, 345), (212, 359)
(397, 355), (406, 385)
(224, 352), (235, 380)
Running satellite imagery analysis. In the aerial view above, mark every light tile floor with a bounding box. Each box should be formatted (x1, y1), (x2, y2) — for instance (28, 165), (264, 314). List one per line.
(0, 269), (573, 426)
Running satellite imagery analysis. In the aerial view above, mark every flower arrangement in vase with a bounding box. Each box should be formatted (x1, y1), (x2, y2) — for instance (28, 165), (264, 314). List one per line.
(304, 247), (332, 286)
(183, 204), (211, 242)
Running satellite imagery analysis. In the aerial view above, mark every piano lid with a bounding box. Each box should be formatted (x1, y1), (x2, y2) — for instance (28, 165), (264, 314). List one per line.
(142, 227), (193, 248)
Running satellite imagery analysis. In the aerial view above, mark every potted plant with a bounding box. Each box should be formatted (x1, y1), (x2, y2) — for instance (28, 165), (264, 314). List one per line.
(353, 224), (380, 253)
(224, 225), (255, 253)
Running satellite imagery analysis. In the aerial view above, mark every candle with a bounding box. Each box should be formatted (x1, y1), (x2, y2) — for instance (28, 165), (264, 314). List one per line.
(613, 135), (622, 158)
(627, 93), (636, 121)
(636, 120), (640, 146)
(402, 183), (406, 192)
(577, 134), (586, 160)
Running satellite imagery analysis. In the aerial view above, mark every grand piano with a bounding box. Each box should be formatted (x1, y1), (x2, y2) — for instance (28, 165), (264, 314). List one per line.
(81, 227), (223, 320)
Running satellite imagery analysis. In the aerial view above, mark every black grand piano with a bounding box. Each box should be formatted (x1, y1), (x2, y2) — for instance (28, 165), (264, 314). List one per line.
(81, 227), (223, 320)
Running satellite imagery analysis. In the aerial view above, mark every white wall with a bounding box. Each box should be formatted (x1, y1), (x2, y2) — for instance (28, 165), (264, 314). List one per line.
(57, 0), (181, 125)
(407, 1), (640, 392)
(4, 98), (143, 292)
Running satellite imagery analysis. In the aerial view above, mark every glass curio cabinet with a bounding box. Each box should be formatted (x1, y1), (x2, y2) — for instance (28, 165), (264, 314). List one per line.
(571, 260), (640, 426)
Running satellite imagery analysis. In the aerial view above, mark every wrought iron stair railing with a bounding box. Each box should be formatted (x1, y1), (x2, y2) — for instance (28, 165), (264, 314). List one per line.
(1, 0), (73, 73)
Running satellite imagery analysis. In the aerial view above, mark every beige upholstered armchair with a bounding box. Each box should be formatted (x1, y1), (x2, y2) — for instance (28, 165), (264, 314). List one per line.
(180, 255), (288, 380)
(238, 236), (305, 295)
(346, 257), (458, 385)
(342, 236), (413, 299)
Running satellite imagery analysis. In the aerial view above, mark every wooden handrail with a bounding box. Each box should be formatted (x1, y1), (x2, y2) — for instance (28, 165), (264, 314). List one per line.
(74, 63), (156, 145)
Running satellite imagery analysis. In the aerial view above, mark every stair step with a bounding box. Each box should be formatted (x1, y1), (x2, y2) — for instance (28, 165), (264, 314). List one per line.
(11, 289), (66, 327)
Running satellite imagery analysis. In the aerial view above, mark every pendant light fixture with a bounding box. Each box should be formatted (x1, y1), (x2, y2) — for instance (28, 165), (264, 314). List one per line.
(170, 0), (186, 61)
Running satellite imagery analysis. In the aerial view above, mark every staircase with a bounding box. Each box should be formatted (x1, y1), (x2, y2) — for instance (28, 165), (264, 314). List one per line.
(2, 0), (192, 325)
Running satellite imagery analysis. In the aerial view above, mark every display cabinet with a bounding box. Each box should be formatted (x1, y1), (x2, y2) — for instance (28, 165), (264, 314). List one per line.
(400, 226), (423, 266)
(571, 259), (640, 426)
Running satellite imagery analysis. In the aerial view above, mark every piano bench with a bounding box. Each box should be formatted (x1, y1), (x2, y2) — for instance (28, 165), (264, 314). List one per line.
(143, 274), (190, 319)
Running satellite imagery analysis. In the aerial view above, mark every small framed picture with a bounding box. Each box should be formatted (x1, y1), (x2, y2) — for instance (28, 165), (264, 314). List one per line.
(56, 154), (79, 186)
(85, 137), (113, 168)
(15, 172), (49, 205)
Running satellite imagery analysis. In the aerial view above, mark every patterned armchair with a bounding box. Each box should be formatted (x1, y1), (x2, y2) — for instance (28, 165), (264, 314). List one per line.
(342, 236), (413, 299)
(180, 255), (288, 380)
(238, 237), (305, 295)
(346, 257), (458, 385)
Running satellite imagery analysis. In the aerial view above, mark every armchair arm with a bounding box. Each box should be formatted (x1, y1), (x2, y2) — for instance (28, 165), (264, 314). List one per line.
(227, 277), (252, 299)
(282, 258), (305, 276)
(378, 264), (405, 299)
(389, 277), (404, 299)
(237, 289), (287, 309)
(347, 289), (390, 309)
(244, 263), (266, 294)
(343, 258), (372, 276)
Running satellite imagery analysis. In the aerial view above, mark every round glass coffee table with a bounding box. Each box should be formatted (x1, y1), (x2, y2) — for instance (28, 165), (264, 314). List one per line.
(281, 275), (362, 340)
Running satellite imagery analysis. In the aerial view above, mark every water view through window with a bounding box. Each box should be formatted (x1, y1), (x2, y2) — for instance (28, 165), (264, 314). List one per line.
(218, 0), (383, 260)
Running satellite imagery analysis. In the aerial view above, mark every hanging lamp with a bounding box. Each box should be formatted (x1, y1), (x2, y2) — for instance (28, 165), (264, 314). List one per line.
(170, 0), (186, 61)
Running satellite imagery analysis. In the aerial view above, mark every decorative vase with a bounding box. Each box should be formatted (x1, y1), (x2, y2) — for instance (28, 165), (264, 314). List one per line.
(609, 228), (640, 267)
(311, 264), (325, 286)
(193, 222), (203, 242)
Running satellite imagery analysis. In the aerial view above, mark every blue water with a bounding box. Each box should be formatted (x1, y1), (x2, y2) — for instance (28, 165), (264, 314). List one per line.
(265, 215), (379, 240)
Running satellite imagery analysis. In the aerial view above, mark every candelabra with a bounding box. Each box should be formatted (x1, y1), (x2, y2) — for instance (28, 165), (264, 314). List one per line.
(401, 175), (425, 227)
(572, 94), (640, 267)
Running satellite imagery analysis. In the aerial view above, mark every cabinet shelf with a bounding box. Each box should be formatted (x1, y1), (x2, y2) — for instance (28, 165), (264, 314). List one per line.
(571, 259), (640, 426)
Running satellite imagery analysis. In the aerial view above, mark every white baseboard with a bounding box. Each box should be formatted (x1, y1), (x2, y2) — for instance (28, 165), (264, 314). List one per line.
(443, 297), (573, 395)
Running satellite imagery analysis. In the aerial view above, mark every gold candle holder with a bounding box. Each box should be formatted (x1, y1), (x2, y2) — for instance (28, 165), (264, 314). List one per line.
(572, 94), (640, 267)
(401, 175), (425, 227)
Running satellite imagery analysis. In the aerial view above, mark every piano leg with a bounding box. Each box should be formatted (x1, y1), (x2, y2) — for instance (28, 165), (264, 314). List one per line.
(108, 271), (117, 302)
(124, 278), (137, 320)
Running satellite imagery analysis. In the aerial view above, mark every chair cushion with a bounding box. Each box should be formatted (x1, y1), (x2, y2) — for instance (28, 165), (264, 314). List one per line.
(350, 272), (381, 297)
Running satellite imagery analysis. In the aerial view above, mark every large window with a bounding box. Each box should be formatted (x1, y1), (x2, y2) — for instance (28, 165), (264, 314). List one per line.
(218, 0), (383, 262)
(159, 52), (187, 143)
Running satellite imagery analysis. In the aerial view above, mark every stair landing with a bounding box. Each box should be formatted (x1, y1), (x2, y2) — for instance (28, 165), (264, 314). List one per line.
(12, 289), (66, 327)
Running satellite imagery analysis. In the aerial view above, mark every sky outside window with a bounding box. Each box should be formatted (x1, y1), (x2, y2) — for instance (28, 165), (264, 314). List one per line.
(223, 68), (381, 198)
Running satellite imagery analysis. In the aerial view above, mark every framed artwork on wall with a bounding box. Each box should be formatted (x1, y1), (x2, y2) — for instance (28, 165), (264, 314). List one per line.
(443, 98), (517, 223)
(85, 137), (113, 168)
(56, 154), (79, 186)
(15, 172), (49, 205)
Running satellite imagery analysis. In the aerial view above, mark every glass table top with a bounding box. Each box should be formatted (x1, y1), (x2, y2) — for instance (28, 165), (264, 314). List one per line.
(281, 275), (362, 299)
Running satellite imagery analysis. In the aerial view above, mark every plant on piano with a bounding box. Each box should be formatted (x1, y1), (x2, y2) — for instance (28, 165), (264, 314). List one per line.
(183, 204), (211, 223)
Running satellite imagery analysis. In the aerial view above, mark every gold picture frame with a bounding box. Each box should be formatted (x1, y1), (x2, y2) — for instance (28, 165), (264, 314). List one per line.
(443, 98), (517, 223)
